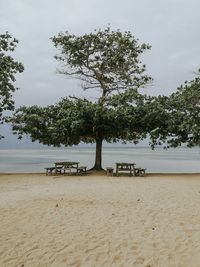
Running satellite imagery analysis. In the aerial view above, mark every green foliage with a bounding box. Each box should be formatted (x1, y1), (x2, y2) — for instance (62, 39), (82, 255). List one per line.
(10, 27), (200, 169)
(168, 76), (200, 147)
(0, 32), (24, 138)
(12, 94), (149, 146)
(11, 27), (153, 169)
(147, 75), (200, 148)
(52, 27), (152, 97)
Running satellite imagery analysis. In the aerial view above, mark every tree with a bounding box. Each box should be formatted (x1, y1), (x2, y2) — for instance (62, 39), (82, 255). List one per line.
(12, 91), (149, 169)
(11, 27), (152, 170)
(0, 32), (24, 139)
(52, 27), (151, 97)
(147, 73), (200, 148)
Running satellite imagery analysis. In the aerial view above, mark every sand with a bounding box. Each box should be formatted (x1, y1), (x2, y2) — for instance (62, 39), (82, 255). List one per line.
(0, 173), (200, 267)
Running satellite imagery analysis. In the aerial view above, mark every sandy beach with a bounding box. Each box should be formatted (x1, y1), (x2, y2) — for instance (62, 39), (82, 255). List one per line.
(1, 173), (200, 267)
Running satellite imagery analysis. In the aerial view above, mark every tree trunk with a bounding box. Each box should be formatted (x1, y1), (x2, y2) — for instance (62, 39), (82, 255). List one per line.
(92, 138), (103, 170)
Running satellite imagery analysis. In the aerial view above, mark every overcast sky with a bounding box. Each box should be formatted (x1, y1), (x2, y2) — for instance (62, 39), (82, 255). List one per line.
(0, 0), (200, 148)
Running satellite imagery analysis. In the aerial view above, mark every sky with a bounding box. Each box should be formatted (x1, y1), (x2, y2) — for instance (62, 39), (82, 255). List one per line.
(0, 0), (200, 148)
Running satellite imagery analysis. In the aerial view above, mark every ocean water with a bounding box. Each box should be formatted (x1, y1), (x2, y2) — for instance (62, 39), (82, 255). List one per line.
(0, 147), (199, 173)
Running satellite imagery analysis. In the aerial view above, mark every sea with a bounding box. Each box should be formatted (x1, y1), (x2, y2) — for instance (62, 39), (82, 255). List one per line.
(0, 146), (199, 173)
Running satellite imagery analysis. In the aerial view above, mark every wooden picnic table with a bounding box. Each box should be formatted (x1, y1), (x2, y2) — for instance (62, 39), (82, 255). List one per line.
(54, 161), (79, 174)
(45, 161), (88, 175)
(116, 162), (136, 176)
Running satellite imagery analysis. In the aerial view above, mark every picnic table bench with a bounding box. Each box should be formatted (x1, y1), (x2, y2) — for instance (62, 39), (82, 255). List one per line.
(54, 161), (79, 174)
(76, 166), (87, 175)
(134, 168), (146, 177)
(45, 161), (87, 175)
(116, 162), (135, 176)
(115, 162), (146, 177)
(45, 167), (55, 176)
(106, 167), (114, 176)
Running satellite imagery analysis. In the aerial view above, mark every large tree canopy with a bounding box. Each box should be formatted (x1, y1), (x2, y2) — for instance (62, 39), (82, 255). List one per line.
(12, 91), (150, 169)
(0, 32), (24, 138)
(11, 28), (152, 170)
(13, 90), (147, 145)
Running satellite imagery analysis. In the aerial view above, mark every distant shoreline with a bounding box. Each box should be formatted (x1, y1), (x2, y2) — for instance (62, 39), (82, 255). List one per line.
(0, 172), (200, 176)
(0, 147), (199, 173)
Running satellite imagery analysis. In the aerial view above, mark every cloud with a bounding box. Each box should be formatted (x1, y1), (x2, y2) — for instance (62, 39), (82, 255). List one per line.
(0, 0), (200, 146)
